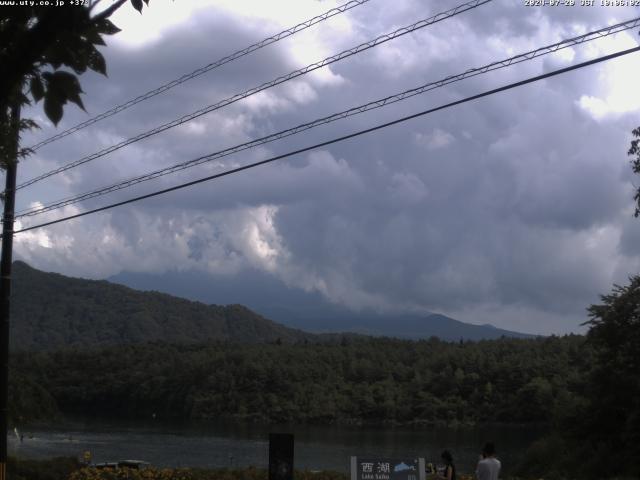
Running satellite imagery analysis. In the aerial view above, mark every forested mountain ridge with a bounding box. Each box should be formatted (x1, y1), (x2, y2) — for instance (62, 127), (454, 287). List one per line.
(11, 335), (588, 426)
(12, 261), (533, 351)
(10, 261), (315, 350)
(111, 269), (537, 341)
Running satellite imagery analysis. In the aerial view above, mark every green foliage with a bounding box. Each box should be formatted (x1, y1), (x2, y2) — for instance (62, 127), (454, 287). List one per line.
(512, 434), (573, 480)
(514, 277), (640, 479)
(69, 466), (273, 480)
(629, 127), (640, 217)
(41, 71), (86, 125)
(8, 374), (59, 423)
(6, 461), (348, 480)
(10, 335), (589, 427)
(579, 277), (640, 478)
(10, 261), (314, 351)
(7, 456), (80, 480)
(0, 0), (150, 168)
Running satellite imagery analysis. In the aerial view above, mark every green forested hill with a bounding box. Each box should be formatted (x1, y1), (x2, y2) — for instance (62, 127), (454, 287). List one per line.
(10, 261), (315, 350)
(11, 335), (589, 426)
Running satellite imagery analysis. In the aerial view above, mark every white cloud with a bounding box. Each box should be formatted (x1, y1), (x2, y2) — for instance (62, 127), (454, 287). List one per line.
(243, 90), (292, 114)
(14, 205), (292, 279)
(414, 128), (455, 150)
(388, 172), (427, 205)
(577, 31), (640, 119)
(285, 81), (318, 105)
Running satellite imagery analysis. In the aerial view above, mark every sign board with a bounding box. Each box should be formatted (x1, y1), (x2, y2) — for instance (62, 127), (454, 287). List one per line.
(350, 457), (426, 480)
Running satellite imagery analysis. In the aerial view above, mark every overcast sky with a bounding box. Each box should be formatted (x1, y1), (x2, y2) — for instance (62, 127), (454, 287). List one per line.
(12, 0), (640, 334)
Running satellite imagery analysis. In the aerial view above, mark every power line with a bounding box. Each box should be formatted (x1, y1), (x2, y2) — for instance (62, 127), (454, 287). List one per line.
(16, 17), (640, 219)
(17, 0), (492, 191)
(12, 46), (640, 236)
(26, 0), (372, 152)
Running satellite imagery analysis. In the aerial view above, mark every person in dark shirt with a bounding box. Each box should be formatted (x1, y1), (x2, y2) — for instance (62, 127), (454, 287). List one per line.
(438, 450), (456, 480)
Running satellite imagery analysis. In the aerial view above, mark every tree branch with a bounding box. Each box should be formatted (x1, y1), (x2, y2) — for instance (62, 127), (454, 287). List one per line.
(92, 0), (128, 21)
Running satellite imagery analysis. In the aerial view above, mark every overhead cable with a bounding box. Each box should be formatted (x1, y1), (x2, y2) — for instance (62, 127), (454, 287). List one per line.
(17, 0), (492, 190)
(12, 46), (640, 236)
(16, 17), (640, 219)
(27, 0), (372, 151)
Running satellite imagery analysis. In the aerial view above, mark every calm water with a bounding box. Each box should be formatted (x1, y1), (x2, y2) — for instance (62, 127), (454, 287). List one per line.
(8, 419), (544, 474)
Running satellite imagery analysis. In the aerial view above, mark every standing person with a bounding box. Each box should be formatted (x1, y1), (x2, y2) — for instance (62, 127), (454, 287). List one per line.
(437, 450), (456, 480)
(476, 443), (501, 480)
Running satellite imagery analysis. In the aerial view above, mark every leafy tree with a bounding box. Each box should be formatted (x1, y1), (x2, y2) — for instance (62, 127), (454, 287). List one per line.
(0, 0), (151, 167)
(11, 335), (591, 427)
(515, 279), (640, 479)
(1, 5), (151, 474)
(629, 127), (640, 217)
(580, 277), (640, 478)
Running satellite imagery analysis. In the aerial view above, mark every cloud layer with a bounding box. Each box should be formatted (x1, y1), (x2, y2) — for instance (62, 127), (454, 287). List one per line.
(14, 0), (640, 334)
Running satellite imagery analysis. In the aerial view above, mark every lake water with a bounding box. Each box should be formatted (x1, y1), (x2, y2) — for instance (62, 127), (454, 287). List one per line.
(8, 419), (544, 475)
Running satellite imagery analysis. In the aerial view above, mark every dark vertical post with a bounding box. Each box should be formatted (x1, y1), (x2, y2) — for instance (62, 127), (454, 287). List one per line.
(0, 102), (20, 480)
(268, 433), (294, 480)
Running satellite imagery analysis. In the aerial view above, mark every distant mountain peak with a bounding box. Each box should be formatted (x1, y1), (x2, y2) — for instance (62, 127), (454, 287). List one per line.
(108, 267), (537, 342)
(481, 323), (499, 329)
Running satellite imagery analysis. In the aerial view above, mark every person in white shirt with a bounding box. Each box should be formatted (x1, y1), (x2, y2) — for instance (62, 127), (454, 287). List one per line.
(475, 442), (501, 480)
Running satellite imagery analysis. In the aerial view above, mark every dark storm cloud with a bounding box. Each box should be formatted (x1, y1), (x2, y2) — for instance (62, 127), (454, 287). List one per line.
(18, 5), (303, 183)
(14, 0), (640, 334)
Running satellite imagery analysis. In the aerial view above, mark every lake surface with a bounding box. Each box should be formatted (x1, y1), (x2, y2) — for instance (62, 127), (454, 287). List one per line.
(8, 419), (544, 474)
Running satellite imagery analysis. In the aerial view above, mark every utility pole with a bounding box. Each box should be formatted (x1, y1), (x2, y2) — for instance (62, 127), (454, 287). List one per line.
(0, 102), (21, 480)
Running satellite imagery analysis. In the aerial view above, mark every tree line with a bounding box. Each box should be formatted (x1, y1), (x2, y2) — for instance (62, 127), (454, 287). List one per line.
(10, 335), (588, 427)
